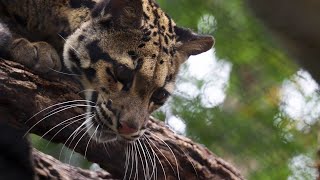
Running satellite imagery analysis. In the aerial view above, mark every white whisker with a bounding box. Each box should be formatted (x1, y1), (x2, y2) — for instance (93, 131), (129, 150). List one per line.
(138, 139), (150, 180)
(136, 139), (147, 180)
(144, 136), (167, 180)
(59, 115), (94, 160)
(102, 142), (111, 157)
(84, 124), (99, 158)
(24, 104), (95, 137)
(128, 143), (134, 180)
(40, 112), (91, 140)
(134, 142), (139, 180)
(26, 100), (95, 124)
(58, 33), (82, 56)
(123, 143), (130, 180)
(44, 114), (88, 148)
(69, 123), (94, 164)
(141, 138), (157, 180)
(150, 133), (180, 180)
(47, 66), (81, 76)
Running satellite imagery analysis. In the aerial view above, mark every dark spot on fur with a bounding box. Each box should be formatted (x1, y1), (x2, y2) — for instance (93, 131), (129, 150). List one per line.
(153, 32), (157, 36)
(101, 87), (109, 93)
(142, 35), (151, 42)
(165, 13), (173, 33)
(145, 31), (152, 36)
(106, 68), (117, 82)
(136, 58), (144, 70)
(160, 60), (164, 64)
(166, 74), (173, 82)
(99, 107), (113, 125)
(78, 35), (85, 41)
(90, 92), (99, 114)
(91, 91), (98, 103)
(143, 12), (150, 20)
(138, 43), (145, 48)
(170, 50), (175, 56)
(149, 25), (155, 29)
(128, 51), (138, 60)
(153, 42), (159, 46)
(164, 36), (169, 44)
(152, 54), (157, 58)
(84, 68), (96, 82)
(68, 49), (81, 67)
(153, 18), (158, 25)
(162, 47), (169, 54)
(122, 84), (132, 92)
(99, 18), (112, 28)
(86, 40), (114, 63)
(173, 47), (177, 53)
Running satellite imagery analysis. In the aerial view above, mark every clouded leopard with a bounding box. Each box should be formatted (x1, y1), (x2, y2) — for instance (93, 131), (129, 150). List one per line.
(0, 0), (213, 142)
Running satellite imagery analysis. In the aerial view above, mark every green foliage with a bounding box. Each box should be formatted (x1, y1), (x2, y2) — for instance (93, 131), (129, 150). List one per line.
(156, 0), (318, 179)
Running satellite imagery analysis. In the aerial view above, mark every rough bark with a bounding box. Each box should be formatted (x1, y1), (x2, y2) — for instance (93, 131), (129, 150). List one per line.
(0, 59), (243, 180)
(33, 149), (116, 180)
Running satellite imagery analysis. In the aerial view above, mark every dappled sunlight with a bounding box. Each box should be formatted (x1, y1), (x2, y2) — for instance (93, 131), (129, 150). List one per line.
(288, 154), (317, 180)
(167, 115), (187, 135)
(280, 70), (320, 132)
(198, 14), (217, 34)
(176, 49), (232, 108)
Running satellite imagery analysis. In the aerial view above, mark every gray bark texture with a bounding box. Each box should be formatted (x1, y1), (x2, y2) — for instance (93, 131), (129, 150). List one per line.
(0, 59), (243, 179)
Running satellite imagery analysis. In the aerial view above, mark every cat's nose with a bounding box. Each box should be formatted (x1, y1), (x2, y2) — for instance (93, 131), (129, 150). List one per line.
(118, 121), (138, 135)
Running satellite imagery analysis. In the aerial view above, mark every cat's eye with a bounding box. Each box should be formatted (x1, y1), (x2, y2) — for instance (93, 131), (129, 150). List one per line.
(151, 88), (170, 105)
(115, 65), (134, 90)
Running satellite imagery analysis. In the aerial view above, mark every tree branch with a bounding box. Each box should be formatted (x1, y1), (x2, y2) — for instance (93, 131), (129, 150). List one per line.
(0, 59), (243, 179)
(33, 148), (116, 180)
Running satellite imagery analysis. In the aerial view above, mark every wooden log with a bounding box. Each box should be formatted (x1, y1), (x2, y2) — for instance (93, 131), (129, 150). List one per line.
(0, 59), (243, 180)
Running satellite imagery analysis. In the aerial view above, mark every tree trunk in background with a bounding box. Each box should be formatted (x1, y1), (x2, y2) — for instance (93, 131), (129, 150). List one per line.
(0, 59), (243, 180)
(246, 0), (320, 84)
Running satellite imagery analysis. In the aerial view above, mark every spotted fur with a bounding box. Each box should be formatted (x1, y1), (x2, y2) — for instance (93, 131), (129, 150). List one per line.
(0, 0), (214, 142)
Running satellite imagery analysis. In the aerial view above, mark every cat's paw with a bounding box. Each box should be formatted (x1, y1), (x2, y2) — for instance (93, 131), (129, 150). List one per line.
(10, 38), (61, 74)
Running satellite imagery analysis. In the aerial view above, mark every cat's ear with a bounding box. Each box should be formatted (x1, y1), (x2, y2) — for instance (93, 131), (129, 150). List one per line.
(175, 26), (214, 60)
(91, 0), (143, 29)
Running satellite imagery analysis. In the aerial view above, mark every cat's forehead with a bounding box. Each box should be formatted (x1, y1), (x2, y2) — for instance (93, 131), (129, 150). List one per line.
(141, 0), (177, 55)
(95, 0), (178, 85)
